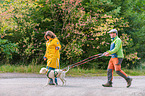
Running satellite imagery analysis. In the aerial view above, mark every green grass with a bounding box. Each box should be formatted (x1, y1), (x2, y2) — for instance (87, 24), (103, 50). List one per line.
(67, 68), (107, 77)
(66, 68), (145, 77)
(0, 64), (145, 77)
(0, 64), (45, 73)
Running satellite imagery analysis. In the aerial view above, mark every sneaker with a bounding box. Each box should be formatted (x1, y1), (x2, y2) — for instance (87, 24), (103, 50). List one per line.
(127, 78), (132, 88)
(49, 79), (55, 85)
(49, 83), (55, 85)
(102, 82), (112, 87)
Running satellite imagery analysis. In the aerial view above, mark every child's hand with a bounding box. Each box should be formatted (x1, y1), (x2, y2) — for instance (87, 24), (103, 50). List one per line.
(55, 47), (60, 50)
(43, 57), (47, 61)
(44, 58), (47, 61)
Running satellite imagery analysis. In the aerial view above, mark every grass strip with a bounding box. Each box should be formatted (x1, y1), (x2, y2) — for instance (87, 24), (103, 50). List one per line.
(0, 64), (145, 77)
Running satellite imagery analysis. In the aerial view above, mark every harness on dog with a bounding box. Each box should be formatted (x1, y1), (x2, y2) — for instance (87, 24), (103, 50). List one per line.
(46, 70), (58, 79)
(46, 70), (51, 79)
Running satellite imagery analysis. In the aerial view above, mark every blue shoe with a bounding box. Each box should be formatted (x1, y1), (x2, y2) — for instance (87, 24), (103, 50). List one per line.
(49, 79), (55, 85)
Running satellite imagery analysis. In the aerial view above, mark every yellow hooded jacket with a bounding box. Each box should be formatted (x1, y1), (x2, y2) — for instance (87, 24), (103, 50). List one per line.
(44, 37), (61, 68)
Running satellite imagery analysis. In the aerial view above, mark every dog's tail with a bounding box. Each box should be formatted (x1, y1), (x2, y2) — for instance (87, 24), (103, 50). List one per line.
(64, 66), (70, 73)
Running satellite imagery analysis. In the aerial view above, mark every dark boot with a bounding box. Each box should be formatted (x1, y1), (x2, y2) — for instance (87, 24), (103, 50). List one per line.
(102, 69), (113, 87)
(116, 71), (133, 88)
(102, 82), (112, 87)
(126, 77), (133, 88)
(49, 79), (55, 85)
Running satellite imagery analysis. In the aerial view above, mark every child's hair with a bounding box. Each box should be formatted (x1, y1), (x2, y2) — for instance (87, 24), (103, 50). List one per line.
(44, 31), (56, 40)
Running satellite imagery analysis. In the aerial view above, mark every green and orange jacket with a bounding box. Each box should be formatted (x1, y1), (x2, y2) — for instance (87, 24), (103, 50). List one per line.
(107, 36), (124, 58)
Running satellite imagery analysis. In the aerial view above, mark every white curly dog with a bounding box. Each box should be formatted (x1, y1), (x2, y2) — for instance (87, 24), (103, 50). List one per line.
(39, 67), (70, 86)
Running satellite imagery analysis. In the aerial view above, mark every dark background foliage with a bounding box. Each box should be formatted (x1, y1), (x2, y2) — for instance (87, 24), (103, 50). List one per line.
(0, 0), (144, 69)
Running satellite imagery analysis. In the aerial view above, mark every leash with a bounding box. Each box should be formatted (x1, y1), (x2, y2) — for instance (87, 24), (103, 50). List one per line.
(62, 53), (105, 71)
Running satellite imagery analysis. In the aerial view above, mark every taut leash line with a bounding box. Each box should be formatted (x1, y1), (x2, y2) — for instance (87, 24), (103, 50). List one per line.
(69, 54), (104, 69)
(63, 53), (104, 71)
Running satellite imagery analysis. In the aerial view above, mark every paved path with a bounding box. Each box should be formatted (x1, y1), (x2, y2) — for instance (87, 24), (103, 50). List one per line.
(0, 73), (145, 96)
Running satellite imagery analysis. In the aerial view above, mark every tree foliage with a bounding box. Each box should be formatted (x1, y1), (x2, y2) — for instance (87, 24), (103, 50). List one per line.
(0, 0), (143, 69)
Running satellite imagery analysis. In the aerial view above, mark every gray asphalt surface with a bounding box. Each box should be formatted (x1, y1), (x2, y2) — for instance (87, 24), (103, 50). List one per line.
(0, 73), (145, 96)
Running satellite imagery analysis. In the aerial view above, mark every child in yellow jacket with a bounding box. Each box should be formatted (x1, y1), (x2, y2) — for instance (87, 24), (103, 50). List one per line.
(44, 31), (61, 85)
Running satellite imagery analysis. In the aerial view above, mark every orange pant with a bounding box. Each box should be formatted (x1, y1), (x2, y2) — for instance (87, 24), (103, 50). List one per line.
(107, 58), (128, 82)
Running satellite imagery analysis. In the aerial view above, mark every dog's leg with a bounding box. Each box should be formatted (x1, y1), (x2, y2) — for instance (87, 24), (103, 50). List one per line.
(64, 74), (67, 85)
(61, 77), (66, 85)
(44, 78), (50, 87)
(52, 78), (57, 86)
(60, 72), (67, 86)
(47, 79), (50, 85)
(63, 78), (66, 85)
(59, 73), (64, 86)
(60, 78), (64, 86)
(63, 72), (67, 85)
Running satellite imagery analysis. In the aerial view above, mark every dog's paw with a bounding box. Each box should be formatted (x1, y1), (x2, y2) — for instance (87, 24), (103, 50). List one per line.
(43, 84), (49, 87)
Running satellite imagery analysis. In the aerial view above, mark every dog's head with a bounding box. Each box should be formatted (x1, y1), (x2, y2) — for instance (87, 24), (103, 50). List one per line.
(39, 68), (47, 74)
